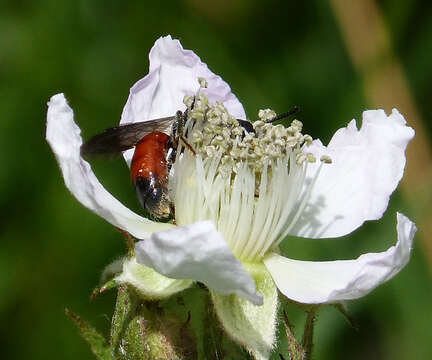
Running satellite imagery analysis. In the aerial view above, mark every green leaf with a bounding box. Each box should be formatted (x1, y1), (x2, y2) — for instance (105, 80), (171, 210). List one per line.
(65, 308), (114, 360)
(90, 279), (118, 301)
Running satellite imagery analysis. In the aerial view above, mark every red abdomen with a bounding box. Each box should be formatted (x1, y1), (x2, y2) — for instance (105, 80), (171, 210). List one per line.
(131, 132), (170, 182)
(131, 132), (172, 219)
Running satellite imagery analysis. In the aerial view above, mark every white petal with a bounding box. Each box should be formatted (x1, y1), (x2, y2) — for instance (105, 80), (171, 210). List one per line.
(265, 213), (416, 303)
(135, 220), (263, 305)
(120, 35), (246, 164)
(46, 93), (173, 239)
(116, 258), (192, 300)
(290, 109), (414, 238)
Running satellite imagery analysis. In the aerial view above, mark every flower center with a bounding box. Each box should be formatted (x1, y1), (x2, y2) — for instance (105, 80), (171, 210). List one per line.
(171, 81), (331, 262)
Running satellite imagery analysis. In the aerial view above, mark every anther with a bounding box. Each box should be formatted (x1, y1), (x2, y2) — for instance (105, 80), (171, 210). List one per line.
(258, 109), (277, 122)
(198, 77), (208, 88)
(320, 155), (332, 164)
(306, 153), (316, 163)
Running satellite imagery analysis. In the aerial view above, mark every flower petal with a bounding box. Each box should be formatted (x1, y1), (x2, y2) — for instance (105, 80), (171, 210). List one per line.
(211, 263), (278, 360)
(46, 93), (173, 239)
(135, 220), (263, 305)
(120, 35), (246, 164)
(265, 213), (416, 303)
(290, 109), (414, 238)
(116, 258), (192, 300)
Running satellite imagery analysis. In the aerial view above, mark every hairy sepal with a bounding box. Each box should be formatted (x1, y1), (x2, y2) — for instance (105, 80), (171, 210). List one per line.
(115, 258), (192, 300)
(211, 263), (278, 360)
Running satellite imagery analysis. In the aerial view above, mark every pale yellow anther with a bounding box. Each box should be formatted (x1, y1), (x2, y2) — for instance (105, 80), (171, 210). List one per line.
(219, 128), (229, 138)
(254, 146), (263, 157)
(243, 134), (254, 143)
(183, 95), (194, 108)
(273, 138), (283, 146)
(198, 93), (209, 106)
(286, 137), (298, 147)
(258, 108), (277, 122)
(262, 135), (273, 144)
(253, 120), (265, 129)
(320, 155), (332, 164)
(296, 153), (307, 165)
(192, 130), (203, 143)
(232, 126), (244, 137)
(287, 126), (296, 135)
(221, 155), (234, 165)
(306, 153), (316, 163)
(198, 77), (208, 88)
(203, 125), (214, 134)
(303, 134), (313, 146)
(205, 145), (217, 157)
(291, 119), (303, 131)
(181, 85), (321, 190)
(273, 124), (286, 138)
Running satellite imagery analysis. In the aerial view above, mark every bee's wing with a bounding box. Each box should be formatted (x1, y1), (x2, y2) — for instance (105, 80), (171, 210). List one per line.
(81, 116), (175, 157)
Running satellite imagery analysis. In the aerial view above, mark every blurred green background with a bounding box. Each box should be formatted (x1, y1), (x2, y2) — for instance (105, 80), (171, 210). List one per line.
(1, 0), (432, 359)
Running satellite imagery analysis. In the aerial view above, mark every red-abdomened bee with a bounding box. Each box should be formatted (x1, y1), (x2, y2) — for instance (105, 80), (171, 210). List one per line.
(81, 107), (299, 221)
(80, 111), (257, 221)
(81, 113), (181, 220)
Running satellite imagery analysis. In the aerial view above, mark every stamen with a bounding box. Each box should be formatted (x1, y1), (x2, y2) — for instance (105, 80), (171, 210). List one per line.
(320, 155), (332, 164)
(174, 84), (332, 262)
(258, 109), (277, 122)
(267, 154), (332, 251)
(198, 77), (208, 89)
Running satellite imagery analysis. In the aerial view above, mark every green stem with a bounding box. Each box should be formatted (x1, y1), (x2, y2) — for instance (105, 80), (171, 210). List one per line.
(301, 307), (318, 360)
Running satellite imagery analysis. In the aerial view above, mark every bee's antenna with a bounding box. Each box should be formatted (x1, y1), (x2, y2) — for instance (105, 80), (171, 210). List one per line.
(271, 106), (300, 123)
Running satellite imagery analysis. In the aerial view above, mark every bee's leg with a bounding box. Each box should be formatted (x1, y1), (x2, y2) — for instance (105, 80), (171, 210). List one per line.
(172, 111), (195, 155)
(175, 110), (184, 137)
(180, 135), (196, 156)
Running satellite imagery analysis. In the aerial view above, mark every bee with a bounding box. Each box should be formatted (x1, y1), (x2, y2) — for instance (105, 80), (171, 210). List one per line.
(81, 106), (299, 220)
(81, 111), (185, 220)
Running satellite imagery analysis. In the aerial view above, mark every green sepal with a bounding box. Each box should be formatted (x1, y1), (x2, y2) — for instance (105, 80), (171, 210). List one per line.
(115, 257), (193, 300)
(282, 309), (304, 360)
(117, 312), (148, 360)
(301, 307), (318, 359)
(90, 279), (117, 301)
(203, 295), (250, 359)
(211, 262), (278, 360)
(65, 308), (114, 360)
(110, 284), (139, 356)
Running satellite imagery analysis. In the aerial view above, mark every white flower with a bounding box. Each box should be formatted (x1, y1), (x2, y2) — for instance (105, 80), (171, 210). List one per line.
(46, 35), (417, 360)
